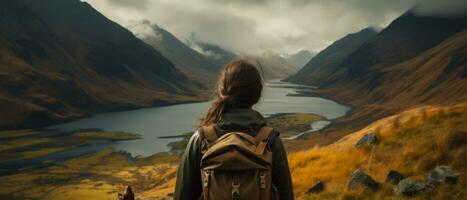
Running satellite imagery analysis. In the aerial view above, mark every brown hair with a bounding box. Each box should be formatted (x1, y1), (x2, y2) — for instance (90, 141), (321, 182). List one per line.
(199, 59), (263, 127)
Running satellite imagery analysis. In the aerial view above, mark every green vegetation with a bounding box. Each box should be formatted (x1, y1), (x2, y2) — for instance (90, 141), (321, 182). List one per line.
(267, 113), (325, 137)
(0, 129), (140, 163)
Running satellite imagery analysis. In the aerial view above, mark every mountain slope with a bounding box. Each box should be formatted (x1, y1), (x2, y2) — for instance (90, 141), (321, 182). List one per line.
(284, 50), (315, 69)
(0, 0), (202, 129)
(187, 36), (298, 80)
(330, 11), (467, 87)
(285, 28), (378, 85)
(297, 15), (467, 146)
(242, 53), (300, 80)
(129, 21), (219, 87)
(289, 103), (467, 199)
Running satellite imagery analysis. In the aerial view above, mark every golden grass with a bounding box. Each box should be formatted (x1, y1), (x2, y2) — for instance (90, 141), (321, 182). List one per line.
(289, 103), (467, 199)
(0, 148), (179, 200)
(0, 129), (43, 139)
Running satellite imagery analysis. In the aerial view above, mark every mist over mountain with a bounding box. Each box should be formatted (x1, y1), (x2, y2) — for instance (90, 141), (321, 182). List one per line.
(0, 0), (201, 129)
(184, 34), (298, 79)
(241, 52), (301, 80)
(283, 50), (315, 69)
(186, 34), (238, 67)
(128, 20), (220, 87)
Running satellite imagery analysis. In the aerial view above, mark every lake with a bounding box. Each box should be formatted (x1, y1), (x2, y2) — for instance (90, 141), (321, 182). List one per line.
(47, 80), (350, 156)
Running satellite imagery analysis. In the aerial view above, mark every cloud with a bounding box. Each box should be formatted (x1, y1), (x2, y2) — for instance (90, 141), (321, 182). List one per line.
(412, 0), (467, 16)
(84, 0), (466, 55)
(106, 0), (148, 10)
(209, 0), (269, 6)
(127, 20), (163, 42)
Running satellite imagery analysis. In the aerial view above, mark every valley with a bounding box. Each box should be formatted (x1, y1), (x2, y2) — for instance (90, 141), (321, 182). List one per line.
(0, 0), (466, 199)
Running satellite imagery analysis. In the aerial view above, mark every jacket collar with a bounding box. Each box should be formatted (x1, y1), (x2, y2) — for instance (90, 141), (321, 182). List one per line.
(217, 108), (267, 131)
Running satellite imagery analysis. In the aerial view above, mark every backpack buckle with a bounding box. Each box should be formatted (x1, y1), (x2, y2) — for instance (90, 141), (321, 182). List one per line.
(259, 173), (266, 189)
(231, 181), (240, 199)
(203, 170), (211, 187)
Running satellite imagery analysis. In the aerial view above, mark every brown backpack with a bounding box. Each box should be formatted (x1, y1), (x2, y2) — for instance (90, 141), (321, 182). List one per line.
(200, 125), (277, 200)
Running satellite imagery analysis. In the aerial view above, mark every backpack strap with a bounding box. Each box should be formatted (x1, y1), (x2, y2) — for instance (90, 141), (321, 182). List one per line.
(254, 126), (274, 155)
(202, 125), (218, 149)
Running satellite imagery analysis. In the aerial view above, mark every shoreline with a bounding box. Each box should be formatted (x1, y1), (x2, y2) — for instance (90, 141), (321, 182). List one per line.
(0, 98), (210, 132)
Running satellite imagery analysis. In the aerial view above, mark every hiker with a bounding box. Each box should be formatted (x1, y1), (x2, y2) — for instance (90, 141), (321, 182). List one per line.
(174, 60), (294, 200)
(123, 186), (134, 200)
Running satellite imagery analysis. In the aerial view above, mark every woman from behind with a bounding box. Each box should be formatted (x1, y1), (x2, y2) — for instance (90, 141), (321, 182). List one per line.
(174, 60), (294, 200)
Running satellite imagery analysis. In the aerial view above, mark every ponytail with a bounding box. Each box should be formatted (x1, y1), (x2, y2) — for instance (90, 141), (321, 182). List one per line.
(199, 92), (235, 127)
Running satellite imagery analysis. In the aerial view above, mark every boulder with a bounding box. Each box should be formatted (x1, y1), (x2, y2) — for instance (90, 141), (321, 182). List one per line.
(427, 165), (459, 185)
(306, 181), (324, 193)
(355, 132), (379, 148)
(386, 170), (404, 185)
(395, 178), (427, 197)
(347, 169), (379, 191)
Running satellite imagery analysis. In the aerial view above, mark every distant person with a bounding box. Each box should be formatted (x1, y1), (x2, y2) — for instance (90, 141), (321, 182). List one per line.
(123, 185), (134, 200)
(174, 60), (294, 200)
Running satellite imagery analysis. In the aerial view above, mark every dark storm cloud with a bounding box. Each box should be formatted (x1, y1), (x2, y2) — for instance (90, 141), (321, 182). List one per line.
(106, 0), (148, 10)
(85, 0), (467, 55)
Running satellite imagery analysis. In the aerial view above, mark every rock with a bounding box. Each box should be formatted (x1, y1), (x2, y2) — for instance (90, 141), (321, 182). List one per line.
(306, 181), (324, 193)
(386, 170), (404, 185)
(347, 169), (379, 191)
(427, 165), (459, 186)
(355, 132), (379, 148)
(395, 178), (427, 197)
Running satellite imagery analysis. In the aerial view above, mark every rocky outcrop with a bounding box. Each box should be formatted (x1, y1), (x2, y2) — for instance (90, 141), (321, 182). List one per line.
(427, 165), (459, 186)
(306, 181), (324, 194)
(386, 170), (404, 185)
(355, 132), (379, 148)
(395, 178), (427, 197)
(347, 169), (379, 191)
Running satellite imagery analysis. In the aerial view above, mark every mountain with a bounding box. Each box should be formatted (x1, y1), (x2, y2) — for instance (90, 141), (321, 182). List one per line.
(331, 11), (467, 87)
(186, 36), (237, 67)
(187, 36), (298, 80)
(0, 0), (202, 129)
(292, 11), (467, 138)
(284, 50), (315, 69)
(242, 53), (301, 80)
(128, 20), (220, 87)
(285, 27), (378, 85)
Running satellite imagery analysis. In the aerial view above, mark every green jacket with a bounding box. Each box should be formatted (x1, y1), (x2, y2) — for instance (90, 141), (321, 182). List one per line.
(174, 108), (294, 200)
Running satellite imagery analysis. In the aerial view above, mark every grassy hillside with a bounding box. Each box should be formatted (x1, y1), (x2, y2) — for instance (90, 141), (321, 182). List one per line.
(289, 103), (467, 199)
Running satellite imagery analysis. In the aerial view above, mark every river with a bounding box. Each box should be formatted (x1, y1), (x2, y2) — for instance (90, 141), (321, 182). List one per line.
(47, 80), (350, 156)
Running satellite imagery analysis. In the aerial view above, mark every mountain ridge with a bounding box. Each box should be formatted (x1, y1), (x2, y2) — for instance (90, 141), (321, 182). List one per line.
(285, 27), (378, 85)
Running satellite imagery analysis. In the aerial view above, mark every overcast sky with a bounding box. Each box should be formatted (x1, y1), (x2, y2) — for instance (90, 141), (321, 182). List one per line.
(83, 0), (467, 55)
